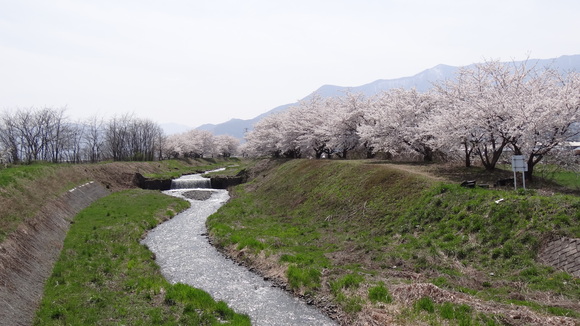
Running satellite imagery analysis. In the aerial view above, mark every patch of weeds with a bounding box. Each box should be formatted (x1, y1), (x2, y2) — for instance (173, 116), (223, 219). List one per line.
(234, 236), (266, 251)
(416, 299), (500, 325)
(368, 282), (393, 303)
(343, 296), (364, 313)
(331, 273), (365, 294)
(287, 264), (321, 291)
(414, 297), (435, 313)
(431, 276), (449, 288)
(546, 306), (580, 318)
(439, 302), (472, 323)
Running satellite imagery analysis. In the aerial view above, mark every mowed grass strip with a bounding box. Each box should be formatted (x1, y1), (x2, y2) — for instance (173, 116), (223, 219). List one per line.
(35, 189), (251, 326)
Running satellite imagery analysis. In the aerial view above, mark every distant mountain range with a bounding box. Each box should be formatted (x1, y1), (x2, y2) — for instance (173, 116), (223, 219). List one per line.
(193, 54), (580, 140)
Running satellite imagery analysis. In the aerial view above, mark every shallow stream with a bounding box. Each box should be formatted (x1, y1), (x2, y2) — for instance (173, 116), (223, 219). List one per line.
(142, 178), (336, 326)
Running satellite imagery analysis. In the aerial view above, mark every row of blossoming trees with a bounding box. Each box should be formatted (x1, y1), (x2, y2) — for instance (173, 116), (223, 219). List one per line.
(163, 130), (239, 159)
(0, 109), (240, 165)
(244, 60), (580, 179)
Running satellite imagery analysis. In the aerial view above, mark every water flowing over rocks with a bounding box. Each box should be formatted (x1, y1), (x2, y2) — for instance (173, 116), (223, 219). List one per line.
(142, 184), (336, 326)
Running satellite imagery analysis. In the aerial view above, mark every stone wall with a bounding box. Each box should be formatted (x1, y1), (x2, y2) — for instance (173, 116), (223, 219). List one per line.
(538, 237), (580, 277)
(0, 182), (110, 326)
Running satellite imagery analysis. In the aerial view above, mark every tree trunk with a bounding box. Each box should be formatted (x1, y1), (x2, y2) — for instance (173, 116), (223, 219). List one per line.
(463, 142), (471, 167)
(525, 165), (534, 182)
(525, 154), (543, 181)
(422, 147), (433, 162)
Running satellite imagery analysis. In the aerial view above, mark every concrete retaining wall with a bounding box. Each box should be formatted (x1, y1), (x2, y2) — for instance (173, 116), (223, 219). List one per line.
(133, 172), (172, 190)
(0, 182), (110, 326)
(538, 237), (580, 277)
(133, 173), (246, 190)
(210, 176), (245, 189)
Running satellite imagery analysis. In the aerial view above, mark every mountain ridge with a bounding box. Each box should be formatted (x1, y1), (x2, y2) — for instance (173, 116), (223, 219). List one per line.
(194, 54), (580, 140)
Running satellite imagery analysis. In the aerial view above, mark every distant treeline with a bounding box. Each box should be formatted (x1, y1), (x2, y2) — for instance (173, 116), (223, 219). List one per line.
(0, 108), (241, 165)
(0, 109), (163, 164)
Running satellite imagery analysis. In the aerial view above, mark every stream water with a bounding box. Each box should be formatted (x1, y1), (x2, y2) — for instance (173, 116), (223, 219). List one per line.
(142, 175), (336, 326)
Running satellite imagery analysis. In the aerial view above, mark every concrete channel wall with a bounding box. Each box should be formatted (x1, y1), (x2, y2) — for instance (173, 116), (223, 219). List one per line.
(538, 237), (580, 278)
(0, 182), (110, 326)
(133, 172), (245, 190)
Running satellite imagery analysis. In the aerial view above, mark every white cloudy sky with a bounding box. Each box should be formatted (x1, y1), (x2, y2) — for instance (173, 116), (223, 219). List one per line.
(1, 0), (579, 127)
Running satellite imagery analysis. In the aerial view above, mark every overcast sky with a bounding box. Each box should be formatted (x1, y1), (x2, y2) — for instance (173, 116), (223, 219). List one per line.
(1, 0), (579, 127)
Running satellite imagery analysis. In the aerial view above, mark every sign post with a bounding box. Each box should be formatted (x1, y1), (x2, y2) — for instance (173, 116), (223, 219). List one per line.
(511, 155), (527, 190)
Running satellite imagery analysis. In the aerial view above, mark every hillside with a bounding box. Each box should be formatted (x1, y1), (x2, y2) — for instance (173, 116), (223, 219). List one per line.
(207, 159), (580, 325)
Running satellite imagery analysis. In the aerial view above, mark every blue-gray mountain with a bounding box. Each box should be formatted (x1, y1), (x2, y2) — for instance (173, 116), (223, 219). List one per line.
(197, 54), (580, 141)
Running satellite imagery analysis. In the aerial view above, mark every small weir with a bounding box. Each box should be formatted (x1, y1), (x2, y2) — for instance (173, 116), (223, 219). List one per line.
(143, 173), (336, 326)
(170, 174), (212, 189)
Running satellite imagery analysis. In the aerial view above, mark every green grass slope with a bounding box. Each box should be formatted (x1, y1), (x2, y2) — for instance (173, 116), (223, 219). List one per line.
(207, 159), (580, 325)
(0, 158), (239, 243)
(35, 189), (250, 325)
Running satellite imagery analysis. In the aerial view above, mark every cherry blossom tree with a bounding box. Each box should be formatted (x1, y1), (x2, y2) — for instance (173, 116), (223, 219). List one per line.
(162, 133), (183, 159)
(326, 93), (368, 159)
(359, 88), (436, 161)
(244, 111), (287, 157)
(433, 60), (530, 170)
(178, 129), (214, 158)
(292, 95), (333, 159)
(509, 70), (580, 179)
(434, 59), (580, 177)
(431, 70), (490, 167)
(215, 134), (240, 157)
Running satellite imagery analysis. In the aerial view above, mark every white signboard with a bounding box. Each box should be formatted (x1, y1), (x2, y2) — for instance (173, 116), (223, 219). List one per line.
(511, 155), (528, 172)
(511, 155), (527, 190)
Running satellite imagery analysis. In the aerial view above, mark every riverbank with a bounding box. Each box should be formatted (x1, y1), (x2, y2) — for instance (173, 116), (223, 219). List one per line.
(0, 182), (110, 326)
(34, 189), (251, 325)
(0, 158), (243, 326)
(0, 158), (239, 243)
(207, 159), (580, 325)
(144, 187), (335, 326)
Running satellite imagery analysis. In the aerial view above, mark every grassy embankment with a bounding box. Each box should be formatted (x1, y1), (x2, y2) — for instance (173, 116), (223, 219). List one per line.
(0, 158), (240, 242)
(34, 189), (250, 325)
(207, 159), (580, 325)
(0, 158), (250, 325)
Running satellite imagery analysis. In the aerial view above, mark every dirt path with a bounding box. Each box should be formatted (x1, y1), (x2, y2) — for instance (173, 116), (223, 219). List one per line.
(379, 163), (450, 182)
